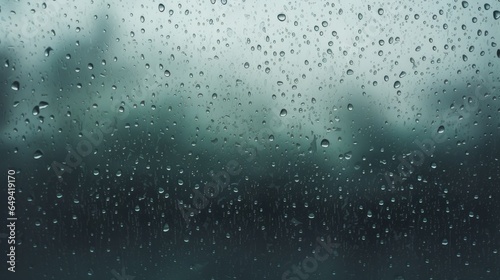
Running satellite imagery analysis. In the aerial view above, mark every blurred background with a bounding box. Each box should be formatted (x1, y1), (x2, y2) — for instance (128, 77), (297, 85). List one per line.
(1, 0), (499, 279)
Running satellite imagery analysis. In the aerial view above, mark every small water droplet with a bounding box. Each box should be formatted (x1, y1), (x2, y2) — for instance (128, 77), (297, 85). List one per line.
(308, 213), (315, 219)
(164, 70), (171, 77)
(280, 109), (287, 117)
(277, 13), (286, 21)
(437, 125), (445, 134)
(320, 139), (330, 147)
(461, 1), (468, 8)
(497, 49), (500, 58)
(163, 223), (170, 232)
(494, 10), (500, 20)
(11, 81), (20, 91)
(393, 81), (401, 88)
(346, 69), (354, 75)
(34, 150), (43, 159)
(244, 62), (249, 68)
(378, 8), (384, 15)
(158, 4), (165, 12)
(135, 205), (140, 212)
(399, 71), (406, 78)
(347, 103), (353, 111)
(367, 210), (373, 218)
(442, 238), (449, 245)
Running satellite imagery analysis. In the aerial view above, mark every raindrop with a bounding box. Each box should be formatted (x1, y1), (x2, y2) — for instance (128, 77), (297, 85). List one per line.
(367, 210), (373, 218)
(461, 1), (468, 8)
(497, 49), (500, 58)
(158, 4), (165, 12)
(11, 81), (20, 91)
(93, 168), (100, 175)
(494, 10), (500, 20)
(244, 62), (249, 68)
(346, 69), (354, 75)
(32, 106), (40, 116)
(34, 150), (43, 159)
(308, 213), (315, 219)
(431, 162), (437, 169)
(163, 223), (170, 232)
(164, 70), (171, 77)
(393, 81), (401, 88)
(116, 170), (122, 177)
(280, 109), (287, 117)
(347, 103), (353, 111)
(277, 13), (286, 21)
(321, 21), (328, 27)
(437, 125), (445, 134)
(320, 139), (330, 147)
(399, 71), (406, 78)
(158, 187), (164, 194)
(44, 47), (53, 57)
(135, 205), (140, 212)
(39, 101), (49, 109)
(442, 238), (449, 245)
(378, 8), (384, 15)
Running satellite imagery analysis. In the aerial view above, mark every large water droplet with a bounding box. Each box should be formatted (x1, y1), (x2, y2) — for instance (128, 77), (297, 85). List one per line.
(158, 4), (165, 12)
(11, 81), (20, 91)
(280, 109), (287, 117)
(32, 106), (40, 116)
(277, 13), (286, 21)
(461, 1), (468, 8)
(494, 10), (500, 20)
(320, 139), (330, 147)
(39, 101), (49, 109)
(164, 70), (171, 77)
(163, 223), (170, 232)
(44, 47), (53, 57)
(393, 81), (401, 89)
(437, 125), (445, 134)
(34, 150), (43, 159)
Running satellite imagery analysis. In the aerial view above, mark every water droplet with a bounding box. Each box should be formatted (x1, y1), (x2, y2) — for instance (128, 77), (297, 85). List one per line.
(442, 238), (449, 245)
(39, 101), (49, 109)
(320, 139), (330, 147)
(399, 71), (406, 78)
(321, 21), (328, 27)
(308, 213), (315, 219)
(461, 1), (468, 8)
(280, 109), (287, 117)
(367, 210), (373, 218)
(347, 103), (353, 111)
(32, 106), (40, 116)
(346, 69), (354, 75)
(431, 162), (437, 169)
(158, 4), (165, 12)
(497, 49), (500, 58)
(135, 205), (140, 212)
(244, 62), (249, 68)
(116, 170), (122, 177)
(277, 13), (286, 21)
(44, 47), (53, 57)
(93, 168), (100, 175)
(393, 81), (401, 89)
(164, 70), (171, 77)
(11, 81), (20, 91)
(494, 10), (500, 20)
(437, 125), (445, 134)
(163, 223), (170, 232)
(378, 8), (384, 15)
(34, 150), (43, 159)
(158, 187), (164, 194)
